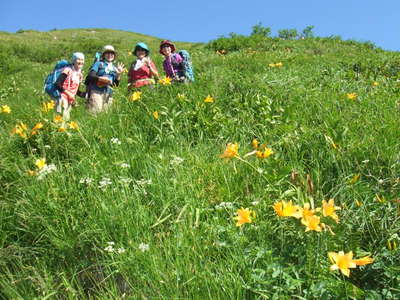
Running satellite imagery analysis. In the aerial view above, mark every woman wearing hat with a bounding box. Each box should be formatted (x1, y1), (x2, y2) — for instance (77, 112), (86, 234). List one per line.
(55, 52), (85, 120)
(128, 42), (159, 89)
(159, 40), (187, 83)
(86, 45), (125, 113)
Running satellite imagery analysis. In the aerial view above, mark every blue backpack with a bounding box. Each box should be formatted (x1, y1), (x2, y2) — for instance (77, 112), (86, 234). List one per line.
(178, 50), (195, 82)
(84, 52), (102, 86)
(44, 60), (71, 100)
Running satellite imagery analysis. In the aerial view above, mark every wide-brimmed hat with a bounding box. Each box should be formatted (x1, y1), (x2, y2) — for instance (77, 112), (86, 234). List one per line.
(102, 45), (116, 55)
(134, 42), (150, 56)
(159, 40), (176, 54)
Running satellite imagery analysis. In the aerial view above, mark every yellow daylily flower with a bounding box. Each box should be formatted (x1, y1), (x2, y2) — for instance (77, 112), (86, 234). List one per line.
(53, 115), (63, 123)
(204, 95), (214, 103)
(35, 158), (46, 170)
(346, 93), (358, 100)
(68, 121), (79, 130)
(153, 111), (159, 120)
(158, 77), (172, 85)
(273, 200), (302, 218)
(301, 215), (323, 232)
(220, 143), (239, 159)
(328, 251), (357, 277)
(1, 105), (11, 114)
(234, 207), (255, 227)
(251, 139), (259, 149)
(32, 122), (43, 131)
(372, 81), (379, 86)
(321, 199), (341, 223)
(256, 147), (274, 159)
(353, 256), (374, 266)
(130, 91), (142, 102)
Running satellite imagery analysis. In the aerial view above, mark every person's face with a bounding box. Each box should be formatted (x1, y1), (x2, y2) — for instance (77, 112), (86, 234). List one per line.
(136, 48), (147, 59)
(104, 52), (115, 62)
(161, 45), (172, 56)
(74, 58), (84, 69)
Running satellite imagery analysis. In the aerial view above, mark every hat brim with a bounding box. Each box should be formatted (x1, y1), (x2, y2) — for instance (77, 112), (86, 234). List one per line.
(160, 43), (176, 54)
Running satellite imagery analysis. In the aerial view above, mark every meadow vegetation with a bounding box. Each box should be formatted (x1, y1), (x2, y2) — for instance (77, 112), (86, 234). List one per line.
(0, 28), (399, 299)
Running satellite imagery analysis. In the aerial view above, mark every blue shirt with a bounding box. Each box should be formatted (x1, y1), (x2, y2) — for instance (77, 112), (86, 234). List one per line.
(90, 60), (117, 94)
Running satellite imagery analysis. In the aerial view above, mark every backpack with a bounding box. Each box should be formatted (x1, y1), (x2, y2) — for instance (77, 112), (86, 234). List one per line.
(43, 60), (71, 100)
(84, 52), (103, 85)
(178, 50), (195, 82)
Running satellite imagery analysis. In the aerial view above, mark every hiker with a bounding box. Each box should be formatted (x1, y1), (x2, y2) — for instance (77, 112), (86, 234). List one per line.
(128, 42), (159, 89)
(159, 40), (194, 83)
(55, 52), (85, 121)
(86, 45), (125, 113)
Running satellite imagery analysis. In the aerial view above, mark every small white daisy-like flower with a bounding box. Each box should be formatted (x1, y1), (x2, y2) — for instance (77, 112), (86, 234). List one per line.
(138, 243), (149, 252)
(120, 162), (130, 168)
(117, 247), (126, 254)
(251, 200), (260, 206)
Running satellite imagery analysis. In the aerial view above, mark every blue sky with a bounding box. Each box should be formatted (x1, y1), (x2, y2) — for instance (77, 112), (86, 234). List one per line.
(1, 0), (399, 51)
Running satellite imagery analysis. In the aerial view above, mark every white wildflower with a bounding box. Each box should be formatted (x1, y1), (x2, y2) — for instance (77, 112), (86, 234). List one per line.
(138, 243), (149, 252)
(110, 138), (121, 145)
(37, 164), (57, 180)
(135, 178), (152, 186)
(99, 177), (112, 189)
(79, 177), (93, 184)
(120, 162), (130, 168)
(215, 202), (234, 210)
(119, 177), (132, 184)
(117, 247), (126, 254)
(170, 155), (184, 167)
(251, 200), (260, 206)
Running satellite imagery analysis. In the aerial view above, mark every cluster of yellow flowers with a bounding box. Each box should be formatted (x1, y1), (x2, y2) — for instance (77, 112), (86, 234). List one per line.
(220, 139), (274, 160)
(252, 139), (274, 159)
(1, 105), (11, 114)
(273, 199), (340, 232)
(269, 62), (283, 68)
(233, 198), (374, 277)
(158, 77), (172, 85)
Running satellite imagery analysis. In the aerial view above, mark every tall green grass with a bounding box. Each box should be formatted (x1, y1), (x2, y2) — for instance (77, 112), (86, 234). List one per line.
(0, 29), (399, 299)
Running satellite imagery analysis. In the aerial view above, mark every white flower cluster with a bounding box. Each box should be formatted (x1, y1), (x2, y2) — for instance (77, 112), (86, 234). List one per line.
(120, 162), (130, 168)
(99, 177), (112, 189)
(79, 177), (93, 184)
(119, 177), (133, 184)
(135, 178), (152, 186)
(104, 241), (125, 254)
(37, 164), (56, 180)
(138, 243), (150, 252)
(169, 155), (184, 167)
(215, 202), (234, 210)
(110, 138), (121, 145)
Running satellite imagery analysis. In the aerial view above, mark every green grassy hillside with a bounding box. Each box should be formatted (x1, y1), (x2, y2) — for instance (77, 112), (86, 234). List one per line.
(0, 29), (399, 299)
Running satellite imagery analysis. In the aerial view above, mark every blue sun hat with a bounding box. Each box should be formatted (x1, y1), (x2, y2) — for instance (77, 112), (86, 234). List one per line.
(134, 42), (150, 56)
(71, 52), (85, 62)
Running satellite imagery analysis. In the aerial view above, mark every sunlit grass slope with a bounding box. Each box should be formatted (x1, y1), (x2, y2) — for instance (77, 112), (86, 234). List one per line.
(0, 29), (399, 299)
